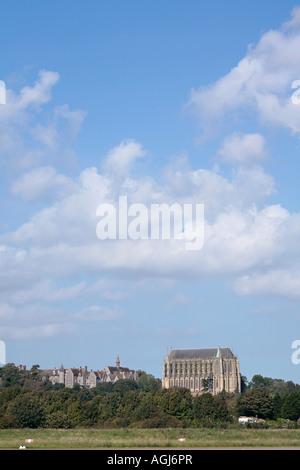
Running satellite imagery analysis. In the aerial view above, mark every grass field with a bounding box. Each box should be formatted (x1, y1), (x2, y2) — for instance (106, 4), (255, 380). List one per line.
(1, 427), (300, 449)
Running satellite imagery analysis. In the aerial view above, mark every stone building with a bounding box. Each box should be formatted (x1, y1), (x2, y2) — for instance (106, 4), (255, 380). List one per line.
(48, 355), (138, 389)
(65, 366), (88, 388)
(88, 354), (138, 387)
(162, 347), (241, 396)
(47, 364), (65, 386)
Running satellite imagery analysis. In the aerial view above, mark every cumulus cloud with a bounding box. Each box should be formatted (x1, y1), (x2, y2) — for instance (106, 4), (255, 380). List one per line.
(1, 152), (296, 285)
(0, 70), (86, 171)
(218, 133), (268, 165)
(2, 8), (300, 342)
(11, 166), (78, 202)
(103, 139), (146, 181)
(74, 305), (125, 322)
(0, 147), (299, 339)
(233, 270), (300, 300)
(4, 70), (60, 117)
(187, 6), (300, 137)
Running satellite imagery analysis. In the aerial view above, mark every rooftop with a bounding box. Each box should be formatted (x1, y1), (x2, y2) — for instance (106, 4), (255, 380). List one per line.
(168, 348), (235, 360)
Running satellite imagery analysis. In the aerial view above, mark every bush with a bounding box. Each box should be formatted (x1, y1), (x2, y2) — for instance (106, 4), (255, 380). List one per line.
(46, 410), (71, 429)
(0, 414), (18, 428)
(237, 387), (274, 420)
(10, 394), (46, 428)
(134, 417), (168, 428)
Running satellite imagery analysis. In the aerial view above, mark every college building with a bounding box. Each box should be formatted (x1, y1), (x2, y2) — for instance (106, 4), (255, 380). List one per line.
(47, 354), (138, 388)
(162, 347), (241, 396)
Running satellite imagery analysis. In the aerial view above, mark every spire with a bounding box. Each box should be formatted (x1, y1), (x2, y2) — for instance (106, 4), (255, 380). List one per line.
(116, 353), (120, 370)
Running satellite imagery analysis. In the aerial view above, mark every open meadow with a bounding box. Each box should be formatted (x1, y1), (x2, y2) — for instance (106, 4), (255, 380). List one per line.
(1, 427), (300, 450)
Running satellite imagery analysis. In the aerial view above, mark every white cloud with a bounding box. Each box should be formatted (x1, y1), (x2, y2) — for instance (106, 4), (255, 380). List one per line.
(31, 123), (58, 148)
(218, 133), (268, 165)
(11, 166), (78, 202)
(0, 70), (60, 123)
(17, 70), (60, 111)
(0, 155), (295, 285)
(232, 165), (276, 207)
(3, 144), (300, 345)
(74, 305), (125, 322)
(2, 280), (87, 305)
(0, 148), (298, 338)
(283, 5), (300, 30)
(54, 104), (87, 138)
(234, 270), (300, 300)
(0, 70), (86, 171)
(103, 139), (146, 180)
(2, 13), (300, 343)
(187, 6), (300, 137)
(0, 323), (77, 341)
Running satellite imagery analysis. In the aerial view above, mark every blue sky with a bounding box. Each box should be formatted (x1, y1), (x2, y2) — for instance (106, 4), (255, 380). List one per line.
(1, 0), (300, 384)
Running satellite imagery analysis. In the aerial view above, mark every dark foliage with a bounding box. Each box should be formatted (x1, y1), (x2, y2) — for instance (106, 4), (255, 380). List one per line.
(0, 367), (300, 429)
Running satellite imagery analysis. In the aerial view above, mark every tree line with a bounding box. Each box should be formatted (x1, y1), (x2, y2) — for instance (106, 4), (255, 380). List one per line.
(0, 364), (300, 429)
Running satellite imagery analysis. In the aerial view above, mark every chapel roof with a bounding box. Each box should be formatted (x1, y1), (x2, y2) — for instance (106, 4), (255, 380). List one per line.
(168, 348), (235, 360)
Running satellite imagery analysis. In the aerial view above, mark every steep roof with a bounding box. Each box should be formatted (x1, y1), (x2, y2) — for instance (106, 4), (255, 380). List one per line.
(169, 348), (234, 360)
(106, 366), (131, 373)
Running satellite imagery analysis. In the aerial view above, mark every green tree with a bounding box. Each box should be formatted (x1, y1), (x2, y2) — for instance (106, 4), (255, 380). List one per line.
(118, 390), (141, 421)
(132, 392), (159, 422)
(281, 392), (300, 421)
(0, 364), (25, 388)
(98, 392), (121, 421)
(78, 387), (93, 403)
(201, 378), (213, 393)
(273, 393), (283, 419)
(72, 383), (81, 392)
(23, 364), (45, 390)
(138, 374), (161, 392)
(193, 393), (215, 421)
(46, 410), (71, 429)
(67, 401), (85, 427)
(0, 386), (23, 410)
(248, 375), (273, 390)
(238, 387), (273, 419)
(212, 395), (231, 422)
(241, 376), (248, 393)
(82, 395), (103, 424)
(157, 388), (192, 421)
(0, 386), (24, 427)
(93, 382), (114, 396)
(10, 393), (46, 428)
(286, 381), (300, 393)
(247, 375), (300, 395)
(113, 379), (138, 396)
